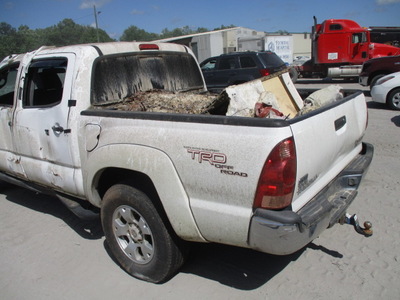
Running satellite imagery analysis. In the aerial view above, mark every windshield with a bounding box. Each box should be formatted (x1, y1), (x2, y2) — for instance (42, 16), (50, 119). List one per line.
(92, 52), (204, 105)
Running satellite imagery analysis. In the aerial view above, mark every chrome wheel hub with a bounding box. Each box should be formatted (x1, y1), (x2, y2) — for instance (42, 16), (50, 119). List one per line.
(112, 205), (154, 264)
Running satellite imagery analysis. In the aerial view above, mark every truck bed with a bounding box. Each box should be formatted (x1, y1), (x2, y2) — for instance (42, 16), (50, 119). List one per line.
(80, 86), (368, 247)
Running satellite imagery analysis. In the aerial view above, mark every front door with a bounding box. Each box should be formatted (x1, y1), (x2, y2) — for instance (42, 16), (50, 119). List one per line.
(351, 32), (369, 64)
(0, 62), (25, 176)
(12, 53), (80, 194)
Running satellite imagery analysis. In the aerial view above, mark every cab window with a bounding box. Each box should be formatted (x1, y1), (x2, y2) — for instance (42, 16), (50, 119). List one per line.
(23, 58), (67, 107)
(352, 32), (367, 44)
(0, 64), (19, 106)
(329, 24), (343, 31)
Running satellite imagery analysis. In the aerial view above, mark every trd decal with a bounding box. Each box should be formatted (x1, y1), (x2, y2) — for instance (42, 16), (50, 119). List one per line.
(184, 146), (248, 177)
(186, 148), (226, 165)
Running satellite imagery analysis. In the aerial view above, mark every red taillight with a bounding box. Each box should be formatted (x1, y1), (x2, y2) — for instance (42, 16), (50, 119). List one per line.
(139, 44), (159, 50)
(259, 69), (271, 77)
(253, 137), (297, 210)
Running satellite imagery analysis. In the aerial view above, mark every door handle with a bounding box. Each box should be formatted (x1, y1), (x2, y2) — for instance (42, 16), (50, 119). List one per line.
(335, 116), (347, 131)
(49, 123), (71, 135)
(52, 125), (65, 133)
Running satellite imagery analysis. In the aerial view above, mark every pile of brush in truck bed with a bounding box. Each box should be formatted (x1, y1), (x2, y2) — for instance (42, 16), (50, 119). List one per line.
(96, 71), (344, 119)
(97, 89), (229, 115)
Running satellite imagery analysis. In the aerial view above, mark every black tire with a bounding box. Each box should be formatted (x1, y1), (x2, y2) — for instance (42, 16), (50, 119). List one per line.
(387, 88), (400, 111)
(370, 74), (385, 90)
(101, 183), (187, 283)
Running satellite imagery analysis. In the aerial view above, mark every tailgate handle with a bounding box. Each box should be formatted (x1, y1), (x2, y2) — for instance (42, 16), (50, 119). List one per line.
(335, 116), (347, 131)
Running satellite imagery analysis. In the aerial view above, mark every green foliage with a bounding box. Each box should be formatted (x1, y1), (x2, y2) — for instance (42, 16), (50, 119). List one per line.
(276, 30), (289, 35)
(120, 25), (158, 41)
(0, 19), (114, 60)
(1, 19), (236, 60)
(213, 25), (237, 31)
(0, 22), (19, 60)
(120, 25), (237, 41)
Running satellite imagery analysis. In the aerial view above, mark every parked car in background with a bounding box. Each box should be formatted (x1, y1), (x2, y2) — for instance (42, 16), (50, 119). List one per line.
(359, 55), (400, 90)
(371, 71), (400, 110)
(200, 51), (287, 92)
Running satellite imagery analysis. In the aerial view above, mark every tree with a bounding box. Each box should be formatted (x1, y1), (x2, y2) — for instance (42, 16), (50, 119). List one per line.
(196, 27), (209, 33)
(15, 25), (38, 53)
(0, 20), (115, 61)
(276, 30), (289, 35)
(213, 25), (237, 30)
(0, 20), (238, 61)
(120, 26), (158, 41)
(41, 19), (113, 46)
(0, 23), (19, 60)
(0, 22), (16, 36)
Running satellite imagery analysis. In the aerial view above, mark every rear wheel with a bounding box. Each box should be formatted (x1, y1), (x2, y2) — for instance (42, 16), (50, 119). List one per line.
(387, 88), (400, 111)
(101, 183), (187, 283)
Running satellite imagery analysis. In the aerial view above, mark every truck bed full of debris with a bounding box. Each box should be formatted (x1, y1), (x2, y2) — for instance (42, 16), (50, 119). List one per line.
(93, 71), (344, 120)
(94, 90), (227, 115)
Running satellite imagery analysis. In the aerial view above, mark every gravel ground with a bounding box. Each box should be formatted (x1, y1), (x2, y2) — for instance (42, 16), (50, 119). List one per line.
(1, 79), (399, 300)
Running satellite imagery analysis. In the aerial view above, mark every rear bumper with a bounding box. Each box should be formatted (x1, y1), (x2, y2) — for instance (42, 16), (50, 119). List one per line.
(370, 84), (387, 104)
(247, 142), (374, 255)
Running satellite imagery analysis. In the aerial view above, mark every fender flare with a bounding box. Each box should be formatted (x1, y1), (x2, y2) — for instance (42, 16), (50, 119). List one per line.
(84, 143), (205, 241)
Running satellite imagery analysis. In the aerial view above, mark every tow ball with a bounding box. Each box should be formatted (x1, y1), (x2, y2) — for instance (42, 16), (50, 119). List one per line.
(339, 213), (373, 237)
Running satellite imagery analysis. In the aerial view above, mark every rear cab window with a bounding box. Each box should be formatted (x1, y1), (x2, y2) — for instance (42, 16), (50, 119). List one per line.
(91, 52), (204, 105)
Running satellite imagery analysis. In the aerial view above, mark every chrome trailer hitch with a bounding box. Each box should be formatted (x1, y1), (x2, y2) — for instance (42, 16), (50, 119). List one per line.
(339, 213), (373, 237)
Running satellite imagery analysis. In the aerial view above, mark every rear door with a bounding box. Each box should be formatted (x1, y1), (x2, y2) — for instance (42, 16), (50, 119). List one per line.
(202, 56), (240, 90)
(216, 56), (240, 87)
(238, 55), (261, 78)
(0, 63), (18, 152)
(12, 53), (81, 194)
(289, 92), (368, 211)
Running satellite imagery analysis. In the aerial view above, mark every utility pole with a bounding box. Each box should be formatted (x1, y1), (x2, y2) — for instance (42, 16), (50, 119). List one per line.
(93, 5), (100, 42)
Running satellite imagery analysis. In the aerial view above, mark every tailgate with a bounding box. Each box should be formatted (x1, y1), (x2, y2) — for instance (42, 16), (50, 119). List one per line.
(289, 91), (368, 211)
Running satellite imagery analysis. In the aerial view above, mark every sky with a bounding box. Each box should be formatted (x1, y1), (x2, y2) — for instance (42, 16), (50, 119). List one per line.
(1, 0), (400, 40)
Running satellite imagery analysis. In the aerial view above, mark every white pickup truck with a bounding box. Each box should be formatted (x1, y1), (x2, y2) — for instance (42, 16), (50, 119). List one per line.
(0, 42), (373, 283)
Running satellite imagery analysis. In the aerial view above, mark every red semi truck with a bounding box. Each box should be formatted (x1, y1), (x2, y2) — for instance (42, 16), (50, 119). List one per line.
(293, 17), (400, 80)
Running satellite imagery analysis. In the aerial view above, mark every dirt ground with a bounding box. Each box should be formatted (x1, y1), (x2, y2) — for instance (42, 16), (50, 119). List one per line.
(1, 79), (399, 299)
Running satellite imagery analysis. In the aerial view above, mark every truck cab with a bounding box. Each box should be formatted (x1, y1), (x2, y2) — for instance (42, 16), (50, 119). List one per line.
(295, 18), (400, 79)
(313, 18), (400, 67)
(313, 19), (369, 65)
